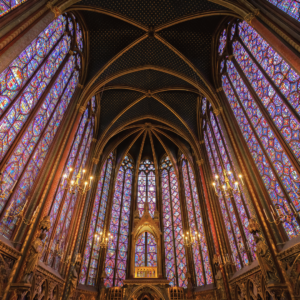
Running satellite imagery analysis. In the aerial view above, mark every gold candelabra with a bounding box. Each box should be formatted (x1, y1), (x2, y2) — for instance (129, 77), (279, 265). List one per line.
(61, 166), (93, 195)
(182, 230), (201, 247)
(263, 203), (298, 226)
(212, 170), (244, 197)
(94, 231), (111, 248)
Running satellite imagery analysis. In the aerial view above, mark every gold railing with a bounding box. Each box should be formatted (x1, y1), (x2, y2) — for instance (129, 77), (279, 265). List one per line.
(135, 266), (157, 278)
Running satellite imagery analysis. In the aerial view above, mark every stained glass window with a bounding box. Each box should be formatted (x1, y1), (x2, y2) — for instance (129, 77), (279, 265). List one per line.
(181, 156), (213, 286)
(161, 156), (187, 287)
(134, 232), (157, 267)
(219, 21), (300, 239)
(137, 160), (156, 217)
(44, 104), (94, 269)
(0, 15), (83, 240)
(0, 0), (28, 17)
(265, 0), (300, 21)
(203, 107), (256, 269)
(80, 152), (113, 286)
(105, 156), (134, 288)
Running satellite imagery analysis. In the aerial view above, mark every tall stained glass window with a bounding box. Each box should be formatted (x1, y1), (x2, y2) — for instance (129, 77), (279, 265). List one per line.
(0, 0), (28, 18)
(43, 101), (94, 270)
(161, 156), (187, 287)
(105, 155), (134, 287)
(203, 102), (256, 270)
(219, 20), (300, 239)
(181, 155), (212, 286)
(134, 232), (157, 267)
(265, 0), (300, 22)
(137, 160), (156, 217)
(80, 152), (114, 286)
(0, 15), (83, 240)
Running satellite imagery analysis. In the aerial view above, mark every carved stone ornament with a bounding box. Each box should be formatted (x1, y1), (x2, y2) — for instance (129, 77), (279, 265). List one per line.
(69, 255), (82, 299)
(254, 235), (279, 284)
(0, 253), (14, 298)
(247, 218), (260, 235)
(40, 216), (51, 232)
(22, 232), (47, 284)
(215, 270), (226, 300)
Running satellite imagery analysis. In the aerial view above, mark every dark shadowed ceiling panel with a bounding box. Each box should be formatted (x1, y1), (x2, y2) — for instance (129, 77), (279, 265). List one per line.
(80, 10), (145, 82)
(99, 90), (144, 136)
(94, 37), (201, 85)
(108, 69), (195, 91)
(108, 97), (192, 139)
(159, 15), (224, 83)
(157, 91), (198, 137)
(79, 0), (226, 26)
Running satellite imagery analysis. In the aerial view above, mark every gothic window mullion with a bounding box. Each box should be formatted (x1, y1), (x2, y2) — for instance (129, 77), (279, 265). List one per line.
(45, 118), (90, 262)
(0, 66), (76, 235)
(225, 71), (300, 228)
(208, 118), (251, 263)
(0, 49), (72, 173)
(212, 113), (252, 220)
(0, 64), (75, 221)
(205, 133), (244, 268)
(0, 32), (67, 124)
(85, 161), (109, 285)
(112, 169), (126, 286)
(59, 126), (92, 242)
(230, 56), (300, 175)
(167, 169), (179, 287)
(186, 162), (207, 285)
(237, 36), (300, 125)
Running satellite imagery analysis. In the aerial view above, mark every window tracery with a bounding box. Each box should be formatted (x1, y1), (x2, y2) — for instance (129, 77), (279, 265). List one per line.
(104, 155), (134, 287)
(80, 152), (113, 286)
(137, 160), (156, 217)
(161, 156), (187, 288)
(219, 21), (300, 239)
(0, 15), (82, 240)
(181, 155), (212, 286)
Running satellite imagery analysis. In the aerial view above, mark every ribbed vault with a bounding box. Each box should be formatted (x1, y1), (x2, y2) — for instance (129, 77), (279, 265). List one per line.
(65, 0), (243, 162)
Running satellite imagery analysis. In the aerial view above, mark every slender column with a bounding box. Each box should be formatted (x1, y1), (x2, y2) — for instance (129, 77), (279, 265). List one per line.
(208, 118), (252, 263)
(62, 161), (98, 300)
(197, 160), (231, 300)
(205, 132), (244, 267)
(0, 8), (56, 73)
(178, 161), (196, 287)
(248, 16), (300, 76)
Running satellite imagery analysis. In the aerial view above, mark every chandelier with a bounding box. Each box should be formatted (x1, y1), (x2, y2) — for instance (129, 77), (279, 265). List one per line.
(212, 170), (244, 197)
(94, 231), (111, 248)
(61, 167), (93, 195)
(182, 230), (201, 247)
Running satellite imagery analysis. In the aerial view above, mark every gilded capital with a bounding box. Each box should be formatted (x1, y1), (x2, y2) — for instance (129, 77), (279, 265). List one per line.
(47, 2), (61, 18)
(69, 50), (74, 56)
(79, 106), (86, 114)
(196, 159), (204, 166)
(92, 157), (99, 165)
(227, 54), (234, 61)
(213, 107), (223, 116)
(244, 13), (256, 25)
(92, 138), (97, 143)
(77, 83), (84, 89)
(216, 87), (223, 93)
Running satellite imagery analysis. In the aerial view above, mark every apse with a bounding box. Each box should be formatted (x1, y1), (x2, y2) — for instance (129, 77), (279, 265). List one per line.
(0, 1), (300, 300)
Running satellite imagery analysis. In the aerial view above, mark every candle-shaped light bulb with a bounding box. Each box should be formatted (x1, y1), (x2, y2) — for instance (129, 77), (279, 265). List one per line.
(90, 176), (93, 180)
(71, 180), (74, 185)
(63, 174), (67, 178)
(69, 167), (73, 172)
(85, 181), (88, 185)
(215, 175), (218, 179)
(212, 182), (216, 186)
(83, 169), (86, 173)
(100, 232), (103, 235)
(223, 185), (226, 190)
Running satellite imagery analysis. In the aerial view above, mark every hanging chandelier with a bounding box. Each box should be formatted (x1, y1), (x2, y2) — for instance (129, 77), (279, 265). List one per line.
(212, 170), (244, 198)
(61, 167), (93, 195)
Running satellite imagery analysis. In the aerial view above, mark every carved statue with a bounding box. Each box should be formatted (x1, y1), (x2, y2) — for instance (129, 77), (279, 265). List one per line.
(186, 272), (193, 299)
(22, 232), (46, 283)
(215, 269), (226, 300)
(254, 236), (278, 283)
(69, 254), (82, 299)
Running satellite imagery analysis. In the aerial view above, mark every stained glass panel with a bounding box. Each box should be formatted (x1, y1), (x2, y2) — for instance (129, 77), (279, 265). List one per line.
(135, 233), (146, 267)
(265, 0), (300, 21)
(105, 156), (133, 287)
(80, 152), (113, 286)
(161, 156), (187, 288)
(222, 74), (300, 238)
(218, 29), (227, 55)
(0, 0), (29, 18)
